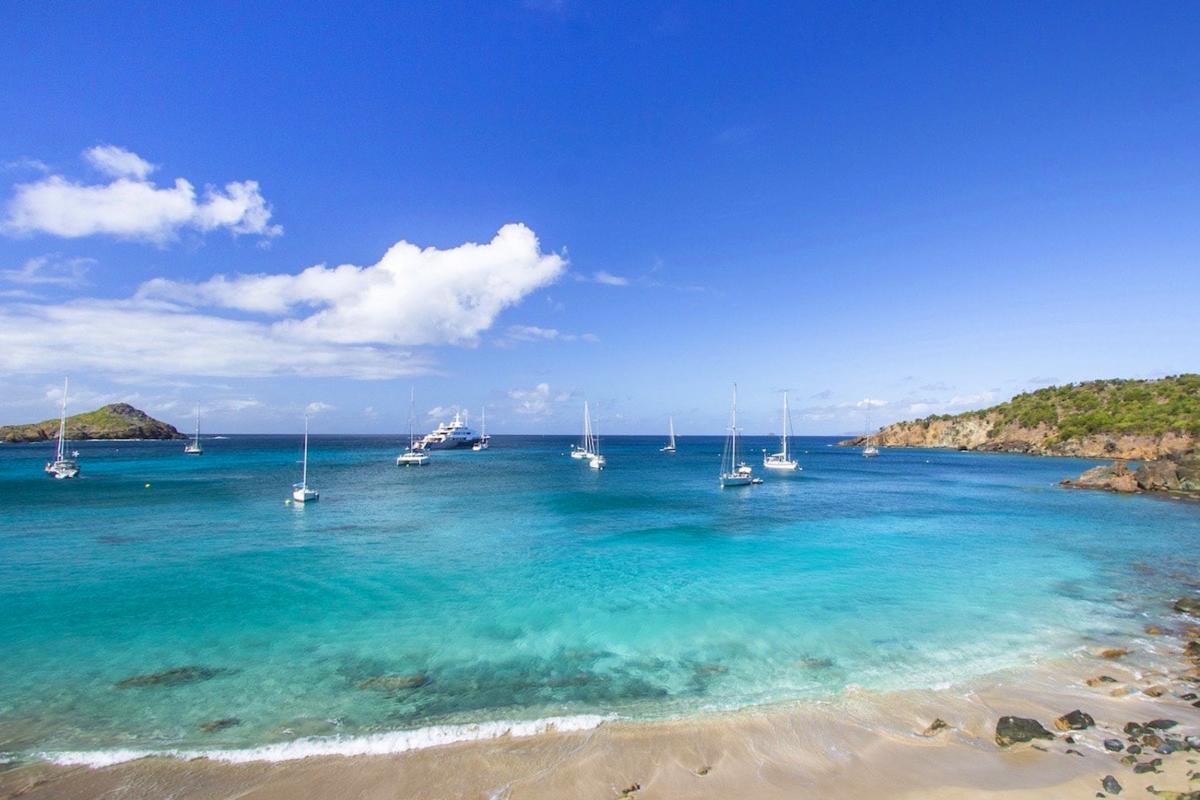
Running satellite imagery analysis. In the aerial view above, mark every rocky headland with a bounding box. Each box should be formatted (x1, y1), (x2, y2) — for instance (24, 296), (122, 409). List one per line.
(839, 375), (1200, 461)
(0, 403), (185, 443)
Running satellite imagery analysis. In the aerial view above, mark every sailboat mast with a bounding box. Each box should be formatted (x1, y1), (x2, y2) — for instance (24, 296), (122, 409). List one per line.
(669, 416), (675, 447)
(731, 384), (738, 466)
(408, 388), (415, 448)
(57, 377), (68, 462)
(782, 391), (789, 459)
(194, 403), (201, 445)
(302, 416), (309, 487)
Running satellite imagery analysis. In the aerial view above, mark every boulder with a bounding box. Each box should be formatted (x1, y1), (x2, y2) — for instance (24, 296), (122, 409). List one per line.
(1173, 597), (1200, 617)
(995, 716), (1054, 747)
(1055, 709), (1095, 730)
(1101, 774), (1122, 795)
(1062, 462), (1138, 493)
(1136, 460), (1181, 491)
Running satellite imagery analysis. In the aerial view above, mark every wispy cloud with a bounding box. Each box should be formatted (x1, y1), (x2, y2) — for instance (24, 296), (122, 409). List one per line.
(508, 382), (569, 418)
(496, 323), (599, 346)
(2, 253), (94, 287)
(2, 145), (281, 244)
(305, 401), (334, 415)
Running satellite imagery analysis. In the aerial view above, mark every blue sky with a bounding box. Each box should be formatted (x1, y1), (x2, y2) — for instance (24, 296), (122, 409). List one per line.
(1, 2), (1198, 435)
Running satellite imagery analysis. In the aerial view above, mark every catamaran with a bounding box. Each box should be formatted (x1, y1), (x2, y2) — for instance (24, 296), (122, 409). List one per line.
(397, 388), (430, 466)
(44, 377), (80, 479)
(292, 416), (319, 503)
(472, 407), (490, 451)
(660, 416), (677, 453)
(763, 391), (799, 471)
(184, 403), (203, 455)
(571, 401), (595, 459)
(719, 384), (757, 487)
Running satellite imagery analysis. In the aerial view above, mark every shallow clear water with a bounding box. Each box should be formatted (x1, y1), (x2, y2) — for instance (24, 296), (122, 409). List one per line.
(1, 435), (1198, 760)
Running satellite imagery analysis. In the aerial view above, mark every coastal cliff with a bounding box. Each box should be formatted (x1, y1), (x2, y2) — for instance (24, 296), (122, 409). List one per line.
(0, 403), (185, 443)
(839, 375), (1200, 461)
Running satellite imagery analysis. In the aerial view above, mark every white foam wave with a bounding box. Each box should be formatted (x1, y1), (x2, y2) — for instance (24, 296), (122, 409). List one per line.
(41, 714), (613, 768)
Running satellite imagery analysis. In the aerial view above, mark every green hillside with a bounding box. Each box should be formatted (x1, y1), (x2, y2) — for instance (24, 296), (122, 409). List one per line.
(0, 403), (185, 443)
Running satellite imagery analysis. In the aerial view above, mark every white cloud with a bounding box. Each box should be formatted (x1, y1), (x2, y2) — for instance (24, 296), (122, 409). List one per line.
(2, 253), (94, 287)
(305, 401), (334, 415)
(856, 398), (888, 409)
(426, 405), (457, 420)
(0, 224), (562, 380)
(907, 391), (996, 417)
(140, 223), (564, 346)
(3, 146), (281, 244)
(84, 145), (155, 179)
(509, 382), (557, 417)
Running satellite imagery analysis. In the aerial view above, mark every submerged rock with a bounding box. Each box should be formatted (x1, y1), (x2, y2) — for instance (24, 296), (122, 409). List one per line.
(116, 665), (229, 689)
(995, 716), (1054, 747)
(200, 717), (240, 733)
(1055, 709), (1095, 730)
(354, 673), (430, 692)
(1098, 647), (1131, 659)
(1174, 597), (1200, 617)
(1087, 675), (1118, 686)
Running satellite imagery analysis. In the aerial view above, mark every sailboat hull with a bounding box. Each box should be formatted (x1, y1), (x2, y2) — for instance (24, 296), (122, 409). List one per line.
(720, 474), (752, 487)
(292, 488), (319, 502)
(763, 456), (799, 471)
(46, 460), (80, 479)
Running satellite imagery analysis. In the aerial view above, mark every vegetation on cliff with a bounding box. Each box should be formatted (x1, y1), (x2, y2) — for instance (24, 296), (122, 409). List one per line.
(841, 375), (1200, 460)
(0, 403), (185, 443)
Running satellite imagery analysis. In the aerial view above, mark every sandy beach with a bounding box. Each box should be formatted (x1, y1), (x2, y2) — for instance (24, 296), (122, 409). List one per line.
(4, 614), (1198, 800)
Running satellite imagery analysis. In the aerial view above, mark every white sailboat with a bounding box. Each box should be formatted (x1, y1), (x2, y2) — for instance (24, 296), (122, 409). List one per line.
(862, 410), (880, 458)
(292, 415), (319, 502)
(570, 401), (594, 459)
(660, 416), (677, 453)
(44, 377), (80, 479)
(184, 403), (203, 454)
(472, 407), (490, 450)
(763, 391), (799, 471)
(397, 388), (430, 466)
(588, 413), (606, 470)
(719, 384), (757, 487)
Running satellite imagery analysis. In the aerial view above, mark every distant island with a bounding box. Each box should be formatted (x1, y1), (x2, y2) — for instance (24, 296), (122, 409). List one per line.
(839, 375), (1200, 461)
(0, 403), (185, 443)
(840, 376), (1200, 498)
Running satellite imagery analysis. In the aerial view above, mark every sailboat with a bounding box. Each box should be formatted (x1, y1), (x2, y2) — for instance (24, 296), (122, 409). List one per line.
(862, 410), (880, 458)
(719, 384), (757, 487)
(570, 401), (594, 459)
(763, 391), (799, 471)
(184, 403), (203, 454)
(44, 377), (80, 479)
(588, 413), (606, 470)
(292, 416), (319, 502)
(397, 388), (430, 466)
(660, 416), (677, 453)
(472, 407), (490, 450)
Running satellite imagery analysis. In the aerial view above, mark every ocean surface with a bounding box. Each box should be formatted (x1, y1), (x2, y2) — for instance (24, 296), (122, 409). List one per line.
(1, 434), (1198, 764)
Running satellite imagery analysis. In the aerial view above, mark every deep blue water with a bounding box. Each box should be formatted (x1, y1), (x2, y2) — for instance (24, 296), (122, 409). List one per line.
(1, 434), (1198, 760)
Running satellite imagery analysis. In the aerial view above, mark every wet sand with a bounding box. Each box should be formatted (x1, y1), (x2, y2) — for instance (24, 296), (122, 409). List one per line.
(4, 625), (1199, 799)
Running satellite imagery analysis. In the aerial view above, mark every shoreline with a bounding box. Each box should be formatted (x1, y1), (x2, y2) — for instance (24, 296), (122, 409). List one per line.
(5, 611), (1198, 799)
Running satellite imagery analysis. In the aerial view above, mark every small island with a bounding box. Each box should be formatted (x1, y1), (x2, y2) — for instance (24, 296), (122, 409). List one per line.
(0, 403), (186, 443)
(840, 375), (1200, 497)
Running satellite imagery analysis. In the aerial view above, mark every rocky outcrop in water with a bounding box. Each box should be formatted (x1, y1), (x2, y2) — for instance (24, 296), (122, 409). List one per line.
(1062, 456), (1200, 499)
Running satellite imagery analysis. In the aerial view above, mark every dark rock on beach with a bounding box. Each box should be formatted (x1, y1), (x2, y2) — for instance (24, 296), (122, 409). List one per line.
(1145, 719), (1177, 730)
(1055, 709), (1095, 730)
(1103, 738), (1124, 752)
(995, 716), (1054, 747)
(116, 665), (230, 689)
(1101, 774), (1122, 795)
(921, 718), (949, 736)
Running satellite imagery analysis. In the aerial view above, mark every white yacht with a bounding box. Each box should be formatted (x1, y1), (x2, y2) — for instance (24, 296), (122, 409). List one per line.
(763, 391), (799, 471)
(570, 401), (595, 459)
(719, 384), (756, 487)
(44, 377), (80, 479)
(416, 410), (480, 450)
(472, 407), (490, 451)
(397, 389), (430, 466)
(184, 403), (203, 455)
(660, 416), (677, 453)
(292, 416), (319, 503)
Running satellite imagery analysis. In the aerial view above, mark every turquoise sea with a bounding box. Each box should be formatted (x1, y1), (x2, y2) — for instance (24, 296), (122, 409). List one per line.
(1, 435), (1198, 764)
